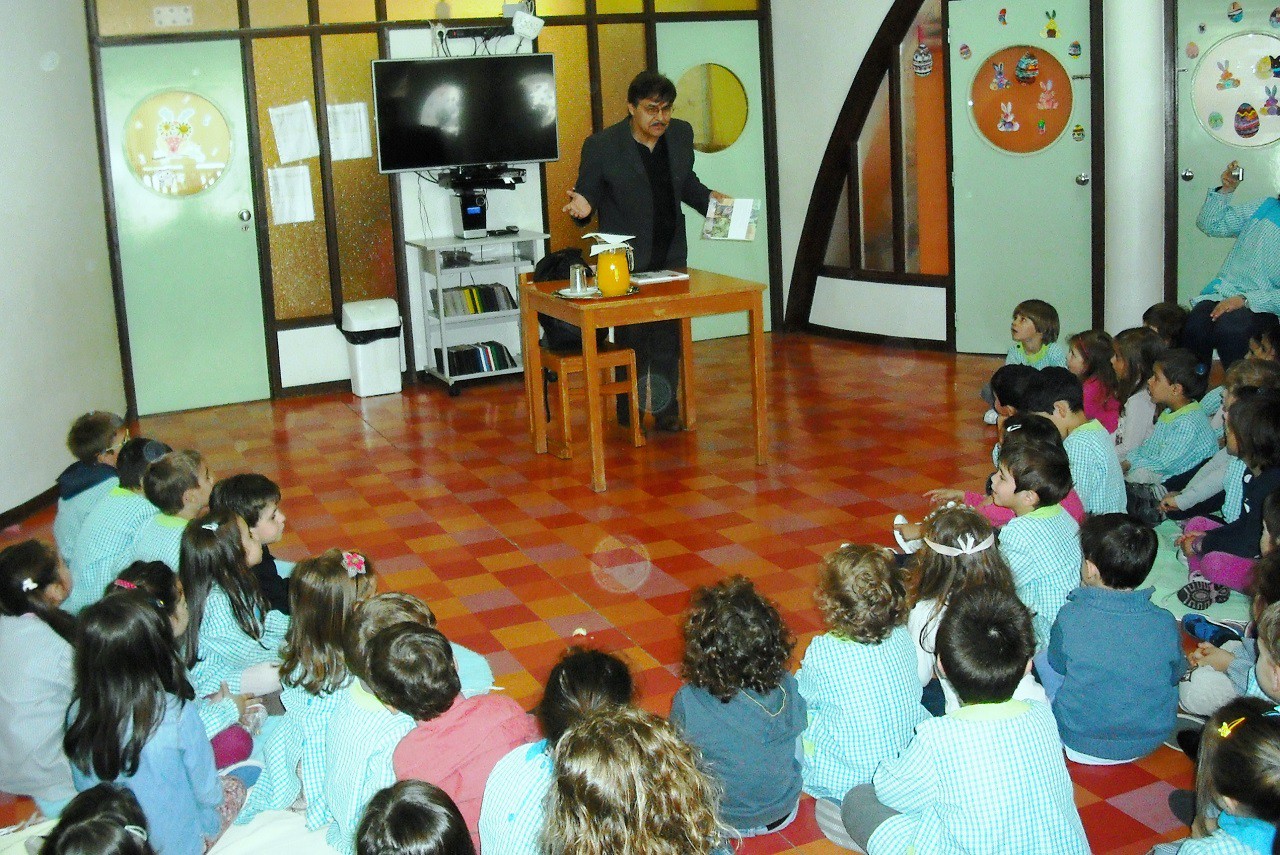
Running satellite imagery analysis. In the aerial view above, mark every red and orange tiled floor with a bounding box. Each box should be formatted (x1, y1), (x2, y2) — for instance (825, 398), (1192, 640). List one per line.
(0, 333), (1192, 852)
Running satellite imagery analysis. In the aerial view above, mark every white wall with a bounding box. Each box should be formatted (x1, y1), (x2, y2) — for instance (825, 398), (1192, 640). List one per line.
(0, 3), (125, 512)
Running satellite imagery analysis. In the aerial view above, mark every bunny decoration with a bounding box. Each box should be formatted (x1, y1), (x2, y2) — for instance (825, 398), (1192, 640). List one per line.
(1037, 79), (1059, 110)
(1043, 9), (1059, 38)
(1217, 60), (1240, 90)
(990, 62), (1011, 90)
(997, 102), (1020, 132)
(1265, 85), (1280, 116)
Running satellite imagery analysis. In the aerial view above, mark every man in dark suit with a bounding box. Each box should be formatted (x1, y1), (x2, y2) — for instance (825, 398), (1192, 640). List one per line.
(563, 71), (723, 431)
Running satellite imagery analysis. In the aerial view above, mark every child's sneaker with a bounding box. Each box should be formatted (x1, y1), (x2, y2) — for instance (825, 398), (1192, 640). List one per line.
(1181, 613), (1245, 646)
(983, 408), (999, 425)
(814, 797), (865, 852)
(1176, 579), (1231, 611)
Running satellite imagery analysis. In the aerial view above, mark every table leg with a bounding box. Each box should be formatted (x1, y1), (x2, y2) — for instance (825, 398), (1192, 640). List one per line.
(679, 317), (696, 431)
(522, 301), (547, 454)
(581, 318), (607, 492)
(748, 299), (767, 465)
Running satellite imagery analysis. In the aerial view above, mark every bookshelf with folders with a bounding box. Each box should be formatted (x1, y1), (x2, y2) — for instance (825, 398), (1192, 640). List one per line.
(407, 231), (548, 394)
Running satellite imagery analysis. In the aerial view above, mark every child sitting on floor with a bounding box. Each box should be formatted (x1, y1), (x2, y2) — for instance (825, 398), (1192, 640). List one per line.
(209, 474), (291, 615)
(1144, 301), (1189, 349)
(65, 438), (169, 614)
(1024, 367), (1128, 515)
(1037, 514), (1181, 764)
(53, 411), (127, 565)
(386, 624), (538, 849)
(671, 576), (806, 838)
(1111, 327), (1167, 460)
(1124, 349), (1219, 525)
(991, 418), (1083, 650)
(130, 451), (212, 572)
(37, 783), (155, 855)
(838, 587), (1090, 855)
(796, 544), (927, 836)
(358, 781), (474, 855)
(479, 647), (633, 855)
(981, 299), (1067, 424)
(1066, 329), (1122, 433)
(1249, 319), (1279, 362)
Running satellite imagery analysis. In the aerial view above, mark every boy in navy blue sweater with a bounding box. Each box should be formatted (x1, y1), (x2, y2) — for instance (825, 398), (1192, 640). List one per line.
(1039, 514), (1183, 764)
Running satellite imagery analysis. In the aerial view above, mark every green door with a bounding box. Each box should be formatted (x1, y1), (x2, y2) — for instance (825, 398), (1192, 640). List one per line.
(948, 0), (1093, 352)
(102, 41), (269, 415)
(1175, 2), (1280, 303)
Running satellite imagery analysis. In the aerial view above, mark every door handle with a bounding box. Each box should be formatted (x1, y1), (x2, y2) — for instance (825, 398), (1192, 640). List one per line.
(1076, 173), (1090, 186)
(1181, 169), (1194, 182)
(238, 209), (252, 221)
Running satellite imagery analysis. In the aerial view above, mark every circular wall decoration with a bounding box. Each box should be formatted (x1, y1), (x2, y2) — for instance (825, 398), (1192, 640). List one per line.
(968, 44), (1074, 155)
(1192, 32), (1280, 147)
(673, 63), (749, 153)
(123, 90), (232, 196)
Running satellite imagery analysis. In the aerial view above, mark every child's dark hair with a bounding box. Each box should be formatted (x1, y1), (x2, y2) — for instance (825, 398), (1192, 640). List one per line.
(681, 575), (794, 702)
(1195, 696), (1280, 827)
(67, 412), (126, 464)
(909, 507), (1014, 608)
(209, 473), (282, 529)
(39, 784), (155, 855)
(1069, 330), (1120, 398)
(936, 586), (1034, 705)
(178, 511), (267, 669)
(344, 592), (437, 682)
(1080, 514), (1157, 590)
(998, 416), (1073, 507)
(1021, 366), (1084, 416)
(64, 593), (193, 781)
(0, 539), (75, 642)
(1013, 299), (1060, 343)
(989, 364), (1040, 412)
(357, 780), (475, 855)
(1227, 390), (1280, 471)
(1265, 487), (1280, 552)
(112, 561), (181, 618)
(1113, 327), (1167, 401)
(280, 549), (377, 695)
(1250, 553), (1280, 612)
(366, 623), (459, 721)
(1142, 301), (1189, 346)
(1249, 313), (1280, 358)
(115, 439), (171, 492)
(1156, 348), (1210, 402)
(816, 544), (908, 644)
(999, 411), (1066, 452)
(536, 647), (634, 746)
(142, 450), (204, 516)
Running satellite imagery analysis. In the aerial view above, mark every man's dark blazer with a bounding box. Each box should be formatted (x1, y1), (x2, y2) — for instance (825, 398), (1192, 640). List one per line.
(571, 117), (712, 271)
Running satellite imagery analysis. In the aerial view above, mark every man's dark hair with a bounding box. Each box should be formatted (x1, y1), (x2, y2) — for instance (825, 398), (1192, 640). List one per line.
(989, 364), (1040, 412)
(627, 71), (677, 106)
(1080, 513), (1157, 590)
(1022, 366), (1084, 416)
(116, 439), (171, 491)
(366, 623), (460, 722)
(209, 473), (281, 528)
(937, 587), (1034, 705)
(1157, 348), (1210, 401)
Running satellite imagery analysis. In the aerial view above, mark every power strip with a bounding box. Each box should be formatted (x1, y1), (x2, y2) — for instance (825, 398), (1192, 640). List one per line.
(444, 24), (515, 40)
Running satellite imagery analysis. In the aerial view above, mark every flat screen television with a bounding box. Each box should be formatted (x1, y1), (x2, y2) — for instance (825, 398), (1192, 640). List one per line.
(372, 54), (559, 175)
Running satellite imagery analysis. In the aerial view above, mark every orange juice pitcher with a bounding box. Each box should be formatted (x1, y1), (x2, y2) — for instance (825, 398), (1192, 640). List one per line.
(595, 246), (633, 296)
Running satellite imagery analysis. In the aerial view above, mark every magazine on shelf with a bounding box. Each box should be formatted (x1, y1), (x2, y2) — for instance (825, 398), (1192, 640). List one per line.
(702, 198), (759, 241)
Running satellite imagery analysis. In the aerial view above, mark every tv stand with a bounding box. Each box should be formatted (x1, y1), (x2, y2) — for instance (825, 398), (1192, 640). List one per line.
(436, 165), (527, 191)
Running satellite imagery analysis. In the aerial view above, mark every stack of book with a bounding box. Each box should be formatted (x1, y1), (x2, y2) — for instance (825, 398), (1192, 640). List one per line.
(434, 341), (517, 375)
(430, 284), (516, 316)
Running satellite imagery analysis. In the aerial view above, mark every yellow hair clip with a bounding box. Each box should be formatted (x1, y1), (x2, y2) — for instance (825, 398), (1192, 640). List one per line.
(1219, 716), (1248, 738)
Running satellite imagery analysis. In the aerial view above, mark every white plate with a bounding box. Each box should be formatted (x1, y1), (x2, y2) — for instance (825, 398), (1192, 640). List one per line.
(556, 286), (602, 298)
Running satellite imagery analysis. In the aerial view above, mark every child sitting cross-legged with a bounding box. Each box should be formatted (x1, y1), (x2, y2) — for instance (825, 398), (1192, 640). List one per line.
(797, 544), (927, 841)
(1111, 327), (1167, 460)
(1035, 514), (1182, 764)
(980, 299), (1067, 424)
(53, 411), (127, 566)
(1023, 367), (1128, 516)
(385, 624), (539, 850)
(358, 780), (474, 855)
(838, 587), (1090, 855)
(209, 474), (291, 615)
(991, 415), (1083, 651)
(131, 451), (213, 572)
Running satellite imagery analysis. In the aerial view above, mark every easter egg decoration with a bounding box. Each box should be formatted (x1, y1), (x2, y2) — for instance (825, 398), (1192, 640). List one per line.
(1208, 111), (1225, 130)
(1069, 40), (1082, 57)
(1015, 51), (1041, 84)
(1236, 102), (1261, 137)
(1071, 123), (1085, 141)
(1228, 1), (1244, 22)
(912, 27), (933, 76)
(1271, 6), (1280, 26)
(959, 43), (972, 60)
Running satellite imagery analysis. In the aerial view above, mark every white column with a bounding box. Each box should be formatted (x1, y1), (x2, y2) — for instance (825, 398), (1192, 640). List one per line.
(1103, 0), (1166, 331)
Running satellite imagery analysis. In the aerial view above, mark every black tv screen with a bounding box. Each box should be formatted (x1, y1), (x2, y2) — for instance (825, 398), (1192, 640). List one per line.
(372, 54), (559, 174)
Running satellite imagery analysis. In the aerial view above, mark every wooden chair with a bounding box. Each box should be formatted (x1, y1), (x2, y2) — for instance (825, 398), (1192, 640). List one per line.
(541, 343), (645, 459)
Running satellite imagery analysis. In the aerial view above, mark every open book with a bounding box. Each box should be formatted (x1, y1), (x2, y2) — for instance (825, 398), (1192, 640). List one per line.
(630, 270), (690, 285)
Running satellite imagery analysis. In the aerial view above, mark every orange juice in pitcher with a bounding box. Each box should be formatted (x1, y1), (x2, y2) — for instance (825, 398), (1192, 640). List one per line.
(595, 246), (633, 296)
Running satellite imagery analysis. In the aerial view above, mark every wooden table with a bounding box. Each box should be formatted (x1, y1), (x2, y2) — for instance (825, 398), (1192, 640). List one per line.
(521, 268), (767, 492)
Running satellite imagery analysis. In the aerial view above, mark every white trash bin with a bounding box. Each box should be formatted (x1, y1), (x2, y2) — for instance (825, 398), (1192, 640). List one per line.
(341, 299), (402, 397)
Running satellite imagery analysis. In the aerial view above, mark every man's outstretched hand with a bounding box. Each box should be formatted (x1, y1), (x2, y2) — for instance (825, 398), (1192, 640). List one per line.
(562, 189), (592, 219)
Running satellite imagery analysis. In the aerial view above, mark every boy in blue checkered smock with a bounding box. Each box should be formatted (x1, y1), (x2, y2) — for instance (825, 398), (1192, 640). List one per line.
(839, 587), (1090, 855)
(980, 300), (1067, 423)
(1025, 367), (1127, 515)
(64, 438), (168, 614)
(480, 648), (633, 855)
(52, 411), (126, 565)
(796, 544), (927, 816)
(991, 417), (1082, 651)
(130, 450), (213, 573)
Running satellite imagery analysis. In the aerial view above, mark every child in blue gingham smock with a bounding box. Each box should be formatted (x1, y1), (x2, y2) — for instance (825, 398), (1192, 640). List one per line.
(52, 411), (126, 565)
(797, 544), (926, 803)
(1124, 350), (1218, 490)
(129, 450), (213, 573)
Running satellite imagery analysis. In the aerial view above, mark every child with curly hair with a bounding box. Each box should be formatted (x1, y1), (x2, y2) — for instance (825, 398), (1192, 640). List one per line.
(671, 576), (806, 838)
(797, 544), (927, 842)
